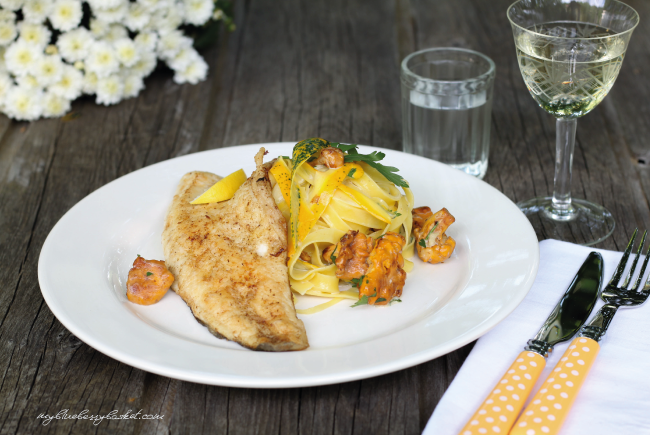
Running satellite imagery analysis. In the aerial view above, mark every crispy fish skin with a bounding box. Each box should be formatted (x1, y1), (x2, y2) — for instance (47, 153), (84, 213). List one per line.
(162, 148), (309, 351)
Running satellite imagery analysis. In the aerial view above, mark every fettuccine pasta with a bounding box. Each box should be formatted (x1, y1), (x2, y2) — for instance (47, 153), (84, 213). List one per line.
(268, 139), (415, 313)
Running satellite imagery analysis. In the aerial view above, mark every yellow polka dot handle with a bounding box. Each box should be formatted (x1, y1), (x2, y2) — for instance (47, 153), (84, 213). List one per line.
(511, 337), (600, 435)
(458, 351), (545, 435)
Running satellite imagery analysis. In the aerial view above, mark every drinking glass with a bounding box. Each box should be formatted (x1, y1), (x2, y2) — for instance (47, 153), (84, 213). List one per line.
(401, 48), (495, 179)
(507, 0), (639, 245)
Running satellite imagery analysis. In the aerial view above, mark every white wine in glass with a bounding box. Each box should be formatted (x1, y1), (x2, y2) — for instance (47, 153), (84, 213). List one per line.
(508, 0), (639, 245)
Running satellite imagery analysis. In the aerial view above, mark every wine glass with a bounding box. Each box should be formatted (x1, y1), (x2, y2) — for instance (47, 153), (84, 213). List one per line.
(507, 0), (639, 245)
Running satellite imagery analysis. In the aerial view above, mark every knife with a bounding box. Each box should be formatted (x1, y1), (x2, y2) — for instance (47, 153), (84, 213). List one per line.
(457, 252), (603, 435)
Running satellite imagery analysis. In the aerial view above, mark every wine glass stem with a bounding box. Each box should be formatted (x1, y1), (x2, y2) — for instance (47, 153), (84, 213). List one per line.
(551, 118), (577, 217)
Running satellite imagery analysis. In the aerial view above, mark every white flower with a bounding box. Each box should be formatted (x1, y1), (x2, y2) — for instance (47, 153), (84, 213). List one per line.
(0, 73), (12, 106)
(129, 50), (156, 77)
(50, 64), (83, 99)
(86, 0), (125, 9)
(34, 55), (64, 87)
(0, 21), (17, 46)
(168, 46), (198, 72)
(125, 2), (150, 31)
(56, 28), (93, 62)
(138, 0), (170, 11)
(113, 38), (139, 67)
(22, 0), (52, 24)
(4, 40), (42, 76)
(122, 73), (144, 98)
(157, 30), (192, 60)
(4, 85), (42, 120)
(42, 91), (70, 117)
(0, 9), (17, 22)
(82, 71), (98, 94)
(50, 0), (83, 32)
(85, 41), (120, 78)
(151, 7), (183, 34)
(134, 31), (157, 52)
(173, 55), (207, 84)
(18, 22), (51, 49)
(0, 0), (24, 11)
(94, 3), (128, 24)
(103, 24), (128, 42)
(96, 74), (123, 105)
(15, 74), (39, 89)
(183, 0), (213, 25)
(90, 19), (109, 38)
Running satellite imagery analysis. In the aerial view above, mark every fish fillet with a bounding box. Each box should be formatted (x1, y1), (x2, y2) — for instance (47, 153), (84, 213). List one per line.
(162, 148), (309, 351)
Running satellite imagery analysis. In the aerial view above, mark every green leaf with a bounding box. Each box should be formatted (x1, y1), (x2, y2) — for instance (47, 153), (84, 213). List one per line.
(330, 245), (338, 264)
(389, 298), (402, 305)
(350, 275), (365, 289)
(347, 168), (356, 178)
(331, 142), (359, 153)
(376, 297), (387, 303)
(146, 272), (153, 276)
(350, 295), (369, 307)
(419, 239), (427, 248)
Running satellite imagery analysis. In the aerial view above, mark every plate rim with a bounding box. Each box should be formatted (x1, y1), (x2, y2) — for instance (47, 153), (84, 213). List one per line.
(38, 142), (539, 388)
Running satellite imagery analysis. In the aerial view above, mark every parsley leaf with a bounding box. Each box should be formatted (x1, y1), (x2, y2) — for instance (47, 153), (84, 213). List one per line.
(350, 275), (365, 289)
(419, 239), (427, 248)
(331, 142), (359, 153)
(330, 246), (337, 264)
(347, 168), (356, 178)
(137, 254), (141, 257)
(146, 272), (153, 276)
(330, 143), (409, 187)
(376, 297), (387, 303)
(389, 298), (402, 305)
(351, 291), (377, 307)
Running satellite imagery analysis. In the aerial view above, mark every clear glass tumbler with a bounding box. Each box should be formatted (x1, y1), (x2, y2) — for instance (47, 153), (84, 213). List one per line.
(401, 48), (496, 179)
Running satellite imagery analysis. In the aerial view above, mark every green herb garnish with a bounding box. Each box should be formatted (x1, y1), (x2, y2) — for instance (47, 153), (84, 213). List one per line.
(146, 272), (153, 276)
(351, 291), (377, 307)
(330, 246), (338, 264)
(347, 168), (356, 178)
(419, 222), (439, 248)
(389, 298), (402, 305)
(350, 275), (365, 289)
(376, 297), (387, 303)
(419, 239), (427, 248)
(331, 143), (409, 187)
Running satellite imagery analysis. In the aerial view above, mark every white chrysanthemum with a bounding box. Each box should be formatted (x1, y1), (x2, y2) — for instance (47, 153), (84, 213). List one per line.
(122, 73), (144, 98)
(0, 47), (7, 72)
(103, 24), (128, 42)
(4, 40), (42, 76)
(4, 86), (42, 121)
(42, 91), (70, 117)
(50, 0), (83, 32)
(0, 9), (16, 21)
(56, 28), (93, 62)
(113, 38), (139, 67)
(0, 73), (12, 106)
(151, 7), (183, 34)
(0, 0), (24, 11)
(0, 21), (17, 46)
(85, 41), (120, 78)
(94, 2), (128, 24)
(15, 74), (39, 89)
(157, 30), (192, 60)
(95, 74), (123, 105)
(168, 46), (199, 72)
(183, 0), (213, 25)
(22, 0), (52, 23)
(82, 71), (98, 94)
(125, 2), (150, 31)
(86, 0), (125, 9)
(90, 19), (110, 38)
(134, 31), (157, 52)
(18, 22), (51, 49)
(138, 0), (170, 11)
(50, 64), (83, 99)
(173, 55), (207, 85)
(129, 50), (156, 77)
(34, 55), (64, 86)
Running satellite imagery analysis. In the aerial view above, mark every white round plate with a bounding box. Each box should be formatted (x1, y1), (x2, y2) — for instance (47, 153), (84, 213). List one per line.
(38, 143), (539, 388)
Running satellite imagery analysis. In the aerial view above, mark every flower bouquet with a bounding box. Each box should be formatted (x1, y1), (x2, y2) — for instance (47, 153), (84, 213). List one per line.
(0, 0), (233, 121)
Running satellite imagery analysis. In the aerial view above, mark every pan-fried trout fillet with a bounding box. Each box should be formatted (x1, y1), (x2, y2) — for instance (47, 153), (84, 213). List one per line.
(162, 148), (309, 351)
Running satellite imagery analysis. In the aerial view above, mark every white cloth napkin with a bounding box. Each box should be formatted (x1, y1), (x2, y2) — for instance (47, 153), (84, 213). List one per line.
(424, 239), (650, 435)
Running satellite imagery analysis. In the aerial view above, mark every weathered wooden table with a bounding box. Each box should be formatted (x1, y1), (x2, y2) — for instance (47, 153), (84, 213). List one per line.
(2, 0), (649, 433)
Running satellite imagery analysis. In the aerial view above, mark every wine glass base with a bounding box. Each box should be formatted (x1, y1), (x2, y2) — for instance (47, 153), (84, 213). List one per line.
(517, 197), (615, 246)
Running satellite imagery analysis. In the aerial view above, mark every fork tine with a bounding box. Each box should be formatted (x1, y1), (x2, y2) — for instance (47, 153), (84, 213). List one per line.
(609, 228), (638, 287)
(623, 230), (647, 289)
(631, 231), (649, 291)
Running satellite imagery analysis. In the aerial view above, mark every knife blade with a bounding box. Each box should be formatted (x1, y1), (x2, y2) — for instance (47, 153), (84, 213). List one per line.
(457, 251), (603, 435)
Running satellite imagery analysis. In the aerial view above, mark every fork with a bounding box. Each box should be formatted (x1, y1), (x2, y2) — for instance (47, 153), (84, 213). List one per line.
(510, 229), (650, 435)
